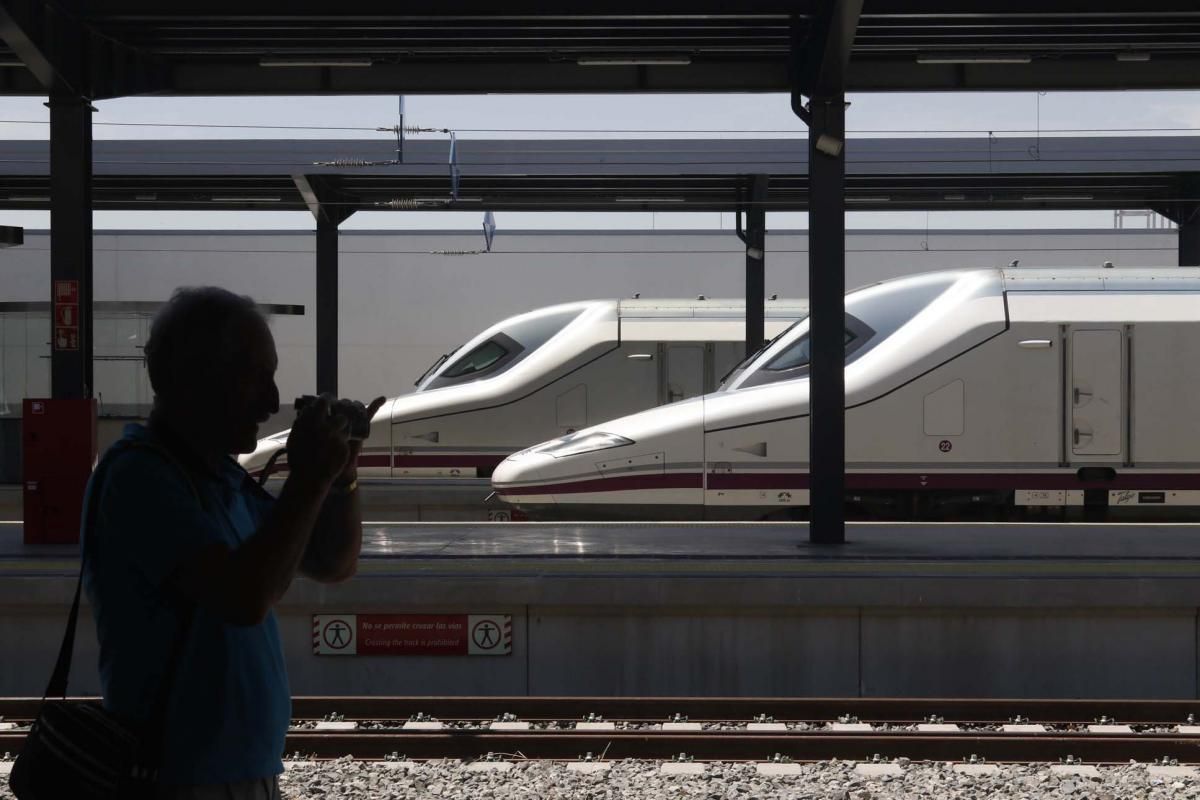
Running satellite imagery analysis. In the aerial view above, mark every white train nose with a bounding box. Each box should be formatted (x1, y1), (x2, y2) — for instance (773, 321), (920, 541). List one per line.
(491, 451), (559, 506)
(238, 434), (288, 474)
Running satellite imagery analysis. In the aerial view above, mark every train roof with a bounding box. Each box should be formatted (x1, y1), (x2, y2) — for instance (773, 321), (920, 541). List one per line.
(1002, 267), (1200, 292)
(617, 297), (807, 318)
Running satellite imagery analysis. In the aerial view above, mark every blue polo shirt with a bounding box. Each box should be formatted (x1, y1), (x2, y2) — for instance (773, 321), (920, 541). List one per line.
(82, 424), (290, 784)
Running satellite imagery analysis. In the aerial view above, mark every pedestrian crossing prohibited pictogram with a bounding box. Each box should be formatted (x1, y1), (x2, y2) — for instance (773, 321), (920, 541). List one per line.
(314, 615), (358, 655)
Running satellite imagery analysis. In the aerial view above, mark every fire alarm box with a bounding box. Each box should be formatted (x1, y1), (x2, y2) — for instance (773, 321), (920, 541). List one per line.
(22, 398), (97, 545)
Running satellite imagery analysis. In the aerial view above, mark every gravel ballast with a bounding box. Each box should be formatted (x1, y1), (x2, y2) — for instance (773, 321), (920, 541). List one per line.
(2, 758), (1198, 798)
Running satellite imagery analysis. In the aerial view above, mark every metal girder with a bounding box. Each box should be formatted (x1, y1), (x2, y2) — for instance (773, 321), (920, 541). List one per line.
(0, 0), (168, 98)
(736, 174), (768, 359)
(293, 174), (358, 226)
(792, 0), (864, 100)
(42, 57), (1194, 96)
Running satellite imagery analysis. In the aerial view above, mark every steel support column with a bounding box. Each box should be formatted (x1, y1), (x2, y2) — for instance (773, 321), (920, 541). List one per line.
(1179, 206), (1200, 266)
(1153, 176), (1200, 267)
(791, 0), (861, 545)
(47, 94), (93, 399)
(295, 175), (356, 397)
(805, 95), (847, 544)
(315, 215), (340, 396)
(738, 174), (769, 358)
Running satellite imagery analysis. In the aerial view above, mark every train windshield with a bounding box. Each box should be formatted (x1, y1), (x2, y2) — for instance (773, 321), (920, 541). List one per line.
(718, 317), (806, 388)
(419, 307), (585, 390)
(723, 272), (960, 391)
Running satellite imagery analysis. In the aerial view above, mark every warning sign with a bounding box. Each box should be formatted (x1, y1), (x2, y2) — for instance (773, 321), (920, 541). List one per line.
(54, 280), (78, 303)
(313, 614), (512, 656)
(53, 280), (80, 352)
(54, 327), (79, 351)
(55, 303), (78, 327)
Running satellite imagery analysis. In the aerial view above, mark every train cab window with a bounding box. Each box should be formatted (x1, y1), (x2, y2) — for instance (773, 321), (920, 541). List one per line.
(441, 338), (514, 379)
(736, 315), (874, 389)
(422, 307), (584, 390)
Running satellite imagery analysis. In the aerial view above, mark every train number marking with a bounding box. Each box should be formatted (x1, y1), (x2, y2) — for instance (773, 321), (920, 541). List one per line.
(938, 440), (953, 453)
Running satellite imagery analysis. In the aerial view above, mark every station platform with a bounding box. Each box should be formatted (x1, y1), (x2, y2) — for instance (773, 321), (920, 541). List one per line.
(1, 478), (506, 523)
(2, 521), (1198, 700)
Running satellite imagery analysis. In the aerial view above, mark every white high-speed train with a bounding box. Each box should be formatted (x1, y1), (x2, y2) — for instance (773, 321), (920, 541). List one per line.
(240, 297), (806, 479)
(492, 267), (1200, 520)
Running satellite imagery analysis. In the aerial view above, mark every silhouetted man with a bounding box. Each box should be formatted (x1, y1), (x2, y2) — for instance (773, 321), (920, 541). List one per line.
(83, 287), (382, 799)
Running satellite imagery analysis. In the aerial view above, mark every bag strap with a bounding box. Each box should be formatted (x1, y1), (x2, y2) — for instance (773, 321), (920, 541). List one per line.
(44, 438), (201, 711)
(43, 442), (124, 700)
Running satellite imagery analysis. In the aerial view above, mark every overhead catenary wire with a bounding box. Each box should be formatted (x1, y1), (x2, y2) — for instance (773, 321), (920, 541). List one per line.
(2, 118), (1200, 136)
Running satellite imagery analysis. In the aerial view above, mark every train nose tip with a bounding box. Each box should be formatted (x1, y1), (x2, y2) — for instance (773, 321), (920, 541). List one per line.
(492, 451), (557, 496)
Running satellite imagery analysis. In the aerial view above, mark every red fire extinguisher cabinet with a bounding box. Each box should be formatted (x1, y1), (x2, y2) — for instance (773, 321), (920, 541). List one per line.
(23, 398), (97, 545)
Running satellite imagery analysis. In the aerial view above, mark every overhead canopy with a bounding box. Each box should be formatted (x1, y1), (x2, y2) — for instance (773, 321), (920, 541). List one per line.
(0, 136), (1194, 214)
(0, 3), (1199, 98)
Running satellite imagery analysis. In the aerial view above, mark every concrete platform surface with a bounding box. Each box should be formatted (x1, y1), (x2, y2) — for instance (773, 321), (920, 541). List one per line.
(6, 519), (1200, 565)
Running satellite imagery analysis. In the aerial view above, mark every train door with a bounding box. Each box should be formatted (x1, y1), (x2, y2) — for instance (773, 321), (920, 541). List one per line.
(660, 344), (705, 404)
(1067, 328), (1125, 460)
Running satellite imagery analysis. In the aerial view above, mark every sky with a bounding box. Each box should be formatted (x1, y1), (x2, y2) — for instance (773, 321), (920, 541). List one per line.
(0, 90), (1196, 233)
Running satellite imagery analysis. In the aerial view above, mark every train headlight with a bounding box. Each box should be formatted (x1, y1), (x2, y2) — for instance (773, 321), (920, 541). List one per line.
(540, 431), (634, 458)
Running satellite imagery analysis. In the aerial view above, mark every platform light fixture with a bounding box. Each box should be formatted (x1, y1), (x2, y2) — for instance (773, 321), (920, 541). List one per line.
(916, 54), (1033, 64)
(577, 56), (692, 66)
(1021, 195), (1094, 201)
(1116, 52), (1152, 62)
(8, 195), (47, 202)
(943, 194), (967, 201)
(211, 195), (282, 202)
(846, 196), (891, 203)
(259, 58), (373, 68)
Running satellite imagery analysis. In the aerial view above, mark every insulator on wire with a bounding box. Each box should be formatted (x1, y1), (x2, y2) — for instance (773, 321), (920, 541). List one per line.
(374, 199), (423, 209)
(312, 158), (402, 168)
(376, 125), (449, 135)
(374, 198), (454, 209)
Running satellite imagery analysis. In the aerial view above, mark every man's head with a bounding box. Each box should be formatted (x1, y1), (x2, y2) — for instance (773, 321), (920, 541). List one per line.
(145, 287), (280, 455)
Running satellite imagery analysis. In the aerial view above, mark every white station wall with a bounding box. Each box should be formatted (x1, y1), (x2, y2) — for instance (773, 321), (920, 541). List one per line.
(0, 228), (1178, 424)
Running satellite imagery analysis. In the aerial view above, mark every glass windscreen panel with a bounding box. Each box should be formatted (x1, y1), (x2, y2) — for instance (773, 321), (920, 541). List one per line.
(735, 318), (871, 389)
(422, 307), (584, 390)
(441, 339), (510, 379)
(727, 272), (960, 391)
(718, 317), (806, 388)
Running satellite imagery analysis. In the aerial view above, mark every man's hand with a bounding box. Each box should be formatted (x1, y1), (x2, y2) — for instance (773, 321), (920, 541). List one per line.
(332, 396), (387, 485)
(286, 394), (352, 488)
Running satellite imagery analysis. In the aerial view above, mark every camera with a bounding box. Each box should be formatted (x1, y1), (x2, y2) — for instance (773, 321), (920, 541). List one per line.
(294, 395), (372, 441)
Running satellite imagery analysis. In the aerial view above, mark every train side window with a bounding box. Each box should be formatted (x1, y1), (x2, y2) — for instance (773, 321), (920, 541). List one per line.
(738, 315), (873, 389)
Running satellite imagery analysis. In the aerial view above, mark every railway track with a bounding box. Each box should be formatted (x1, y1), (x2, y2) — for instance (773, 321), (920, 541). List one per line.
(2, 697), (1198, 764)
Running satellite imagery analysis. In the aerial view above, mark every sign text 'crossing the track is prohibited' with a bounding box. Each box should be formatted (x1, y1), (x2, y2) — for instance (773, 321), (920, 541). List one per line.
(312, 614), (512, 656)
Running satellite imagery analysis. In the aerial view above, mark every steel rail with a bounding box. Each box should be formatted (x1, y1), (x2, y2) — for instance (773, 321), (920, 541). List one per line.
(3, 729), (1200, 763)
(0, 696), (1197, 725)
(285, 697), (1200, 725)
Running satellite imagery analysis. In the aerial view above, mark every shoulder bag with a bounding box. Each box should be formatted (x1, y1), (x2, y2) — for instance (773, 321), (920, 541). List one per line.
(9, 441), (196, 800)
